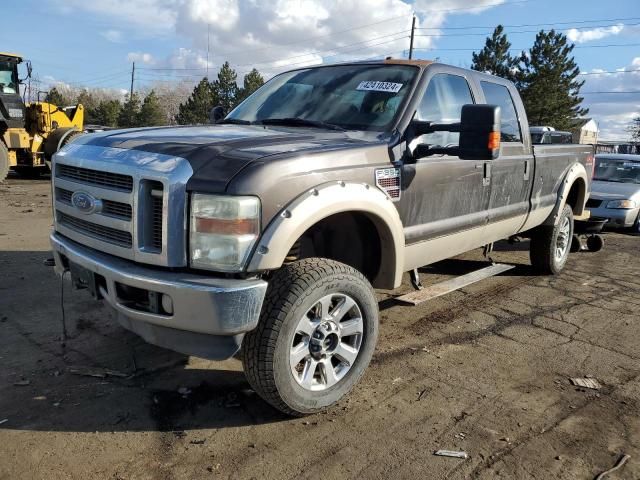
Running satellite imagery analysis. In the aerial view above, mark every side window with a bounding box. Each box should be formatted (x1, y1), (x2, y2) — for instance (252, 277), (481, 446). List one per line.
(417, 73), (474, 147)
(480, 81), (522, 142)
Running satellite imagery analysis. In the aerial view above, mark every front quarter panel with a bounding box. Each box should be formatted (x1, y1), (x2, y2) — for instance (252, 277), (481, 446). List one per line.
(246, 181), (405, 289)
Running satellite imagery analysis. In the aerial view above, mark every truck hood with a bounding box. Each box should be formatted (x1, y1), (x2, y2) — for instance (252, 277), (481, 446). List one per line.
(590, 180), (640, 202)
(80, 124), (385, 192)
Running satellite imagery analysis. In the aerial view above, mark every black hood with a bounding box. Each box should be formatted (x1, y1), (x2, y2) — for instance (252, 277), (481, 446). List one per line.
(82, 124), (382, 192)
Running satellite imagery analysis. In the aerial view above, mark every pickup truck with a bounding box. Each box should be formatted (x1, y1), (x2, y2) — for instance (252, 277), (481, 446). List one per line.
(50, 60), (594, 416)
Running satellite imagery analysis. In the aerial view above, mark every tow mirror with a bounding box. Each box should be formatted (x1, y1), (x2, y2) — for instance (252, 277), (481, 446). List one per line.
(411, 104), (501, 161)
(458, 104), (501, 160)
(209, 105), (225, 124)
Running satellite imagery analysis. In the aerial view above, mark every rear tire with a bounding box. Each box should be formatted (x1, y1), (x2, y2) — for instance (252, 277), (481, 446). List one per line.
(530, 204), (574, 274)
(0, 142), (9, 182)
(242, 258), (379, 416)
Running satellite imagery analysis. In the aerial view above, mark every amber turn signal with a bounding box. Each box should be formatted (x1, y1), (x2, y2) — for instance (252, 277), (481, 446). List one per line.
(194, 217), (259, 236)
(488, 131), (501, 151)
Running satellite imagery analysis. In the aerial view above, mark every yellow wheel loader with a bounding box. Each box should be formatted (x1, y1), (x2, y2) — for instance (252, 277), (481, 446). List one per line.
(0, 52), (84, 181)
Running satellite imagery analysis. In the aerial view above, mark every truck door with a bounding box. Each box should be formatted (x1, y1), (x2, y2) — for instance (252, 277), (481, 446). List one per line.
(396, 71), (491, 245)
(478, 81), (533, 238)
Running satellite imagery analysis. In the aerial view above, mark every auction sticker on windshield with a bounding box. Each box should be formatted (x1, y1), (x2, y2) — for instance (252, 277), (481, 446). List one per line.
(357, 81), (403, 93)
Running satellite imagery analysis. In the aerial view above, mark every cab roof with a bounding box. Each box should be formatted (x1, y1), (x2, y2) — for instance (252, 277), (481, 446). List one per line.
(0, 52), (23, 62)
(383, 58), (434, 67)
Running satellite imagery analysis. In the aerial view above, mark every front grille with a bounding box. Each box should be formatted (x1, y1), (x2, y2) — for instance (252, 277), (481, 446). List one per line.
(57, 164), (133, 192)
(56, 188), (72, 204)
(56, 188), (132, 221)
(57, 211), (133, 248)
(150, 190), (163, 250)
(139, 181), (164, 253)
(52, 156), (184, 266)
(102, 200), (133, 220)
(586, 199), (603, 208)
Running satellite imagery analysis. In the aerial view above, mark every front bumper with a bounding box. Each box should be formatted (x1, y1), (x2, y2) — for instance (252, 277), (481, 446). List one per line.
(588, 205), (639, 228)
(50, 232), (268, 360)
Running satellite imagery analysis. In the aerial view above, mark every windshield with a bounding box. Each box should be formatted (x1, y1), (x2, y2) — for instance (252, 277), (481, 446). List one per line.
(227, 64), (419, 131)
(594, 158), (640, 184)
(0, 61), (18, 94)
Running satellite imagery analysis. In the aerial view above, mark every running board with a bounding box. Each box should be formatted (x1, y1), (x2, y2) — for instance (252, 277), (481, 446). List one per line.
(396, 263), (515, 306)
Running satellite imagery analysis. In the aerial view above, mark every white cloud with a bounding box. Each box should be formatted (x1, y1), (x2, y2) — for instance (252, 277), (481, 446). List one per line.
(566, 24), (624, 43)
(101, 29), (124, 43)
(54, 0), (508, 79)
(52, 0), (176, 34)
(127, 52), (156, 65)
(580, 57), (640, 140)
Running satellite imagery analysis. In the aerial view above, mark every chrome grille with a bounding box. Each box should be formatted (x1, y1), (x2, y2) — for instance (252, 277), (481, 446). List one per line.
(150, 188), (163, 251)
(57, 211), (133, 248)
(56, 187), (72, 204)
(102, 200), (133, 220)
(52, 146), (191, 267)
(56, 164), (133, 192)
(56, 188), (132, 221)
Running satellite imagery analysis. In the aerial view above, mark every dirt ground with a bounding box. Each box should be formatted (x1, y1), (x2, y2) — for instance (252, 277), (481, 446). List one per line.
(1, 176), (639, 480)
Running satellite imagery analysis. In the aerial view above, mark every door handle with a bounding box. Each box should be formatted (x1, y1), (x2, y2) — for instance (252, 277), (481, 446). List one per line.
(483, 162), (491, 187)
(524, 159), (531, 181)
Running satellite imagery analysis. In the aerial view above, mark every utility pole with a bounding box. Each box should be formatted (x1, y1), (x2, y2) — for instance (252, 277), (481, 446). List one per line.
(130, 62), (135, 100)
(207, 24), (210, 79)
(409, 15), (416, 60)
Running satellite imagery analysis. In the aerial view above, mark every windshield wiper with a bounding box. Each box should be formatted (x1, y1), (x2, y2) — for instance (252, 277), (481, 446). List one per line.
(258, 117), (345, 131)
(218, 118), (252, 125)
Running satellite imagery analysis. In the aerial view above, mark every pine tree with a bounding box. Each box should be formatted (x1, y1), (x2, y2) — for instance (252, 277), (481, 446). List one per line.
(213, 62), (239, 112)
(629, 117), (640, 143)
(76, 89), (102, 124)
(94, 99), (121, 127)
(471, 25), (519, 82)
(236, 68), (265, 105)
(44, 87), (70, 107)
(118, 93), (142, 128)
(137, 90), (165, 126)
(176, 78), (218, 125)
(519, 30), (588, 130)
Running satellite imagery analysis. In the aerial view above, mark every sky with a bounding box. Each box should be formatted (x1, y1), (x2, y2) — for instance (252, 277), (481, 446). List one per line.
(3, 0), (639, 139)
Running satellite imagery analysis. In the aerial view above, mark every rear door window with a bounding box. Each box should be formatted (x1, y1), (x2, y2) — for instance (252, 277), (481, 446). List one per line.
(417, 73), (474, 147)
(480, 81), (522, 142)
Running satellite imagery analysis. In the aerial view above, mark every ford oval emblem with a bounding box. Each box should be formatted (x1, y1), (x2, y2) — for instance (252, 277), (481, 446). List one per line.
(71, 191), (101, 215)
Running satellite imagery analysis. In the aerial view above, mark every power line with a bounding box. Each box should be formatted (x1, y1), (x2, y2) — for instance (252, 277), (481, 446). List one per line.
(414, 22), (640, 38)
(412, 42), (640, 52)
(581, 91), (640, 94)
(134, 1), (528, 69)
(579, 69), (640, 75)
(415, 16), (640, 30)
(138, 31), (411, 71)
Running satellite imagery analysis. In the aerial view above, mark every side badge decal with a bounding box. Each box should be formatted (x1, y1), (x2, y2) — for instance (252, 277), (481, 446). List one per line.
(375, 168), (401, 201)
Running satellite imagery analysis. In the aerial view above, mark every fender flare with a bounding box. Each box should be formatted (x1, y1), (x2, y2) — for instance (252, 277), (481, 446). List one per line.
(543, 162), (589, 226)
(247, 181), (405, 289)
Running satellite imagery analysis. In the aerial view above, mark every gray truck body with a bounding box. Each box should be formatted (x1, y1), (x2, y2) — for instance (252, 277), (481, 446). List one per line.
(50, 60), (593, 360)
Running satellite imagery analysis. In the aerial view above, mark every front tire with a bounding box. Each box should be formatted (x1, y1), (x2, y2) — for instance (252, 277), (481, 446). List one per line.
(242, 258), (379, 416)
(0, 142), (9, 182)
(530, 204), (574, 274)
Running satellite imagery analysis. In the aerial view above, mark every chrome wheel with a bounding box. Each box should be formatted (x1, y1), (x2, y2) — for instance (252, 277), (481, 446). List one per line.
(290, 293), (363, 391)
(555, 216), (571, 262)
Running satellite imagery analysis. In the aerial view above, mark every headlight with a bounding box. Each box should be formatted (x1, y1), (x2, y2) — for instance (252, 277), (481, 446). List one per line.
(606, 199), (637, 209)
(190, 194), (260, 272)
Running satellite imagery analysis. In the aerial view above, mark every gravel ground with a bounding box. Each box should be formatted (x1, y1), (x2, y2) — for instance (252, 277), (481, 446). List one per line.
(1, 176), (639, 480)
